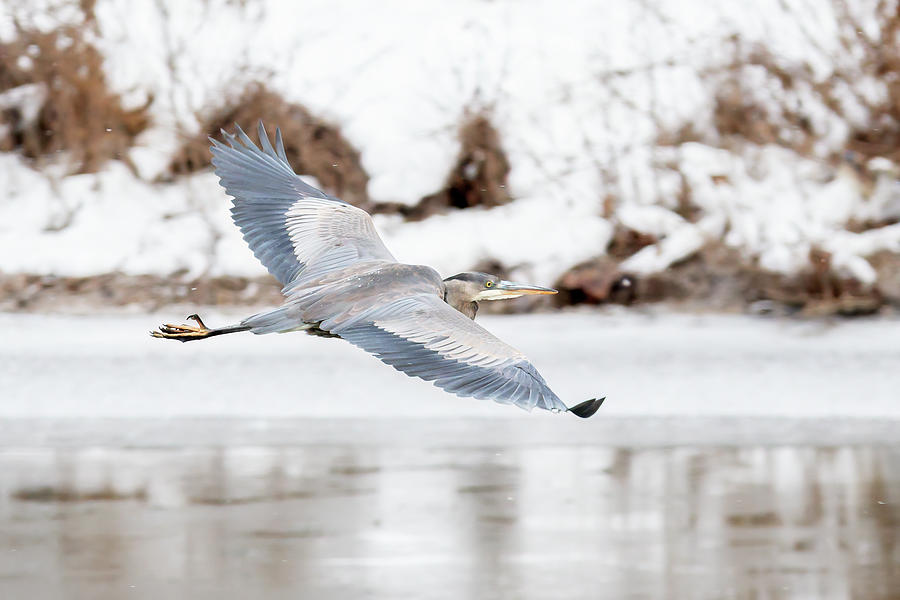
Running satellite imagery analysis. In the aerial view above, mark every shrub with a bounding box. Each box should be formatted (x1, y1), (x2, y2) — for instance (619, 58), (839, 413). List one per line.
(0, 22), (150, 173)
(409, 113), (511, 220)
(168, 83), (370, 208)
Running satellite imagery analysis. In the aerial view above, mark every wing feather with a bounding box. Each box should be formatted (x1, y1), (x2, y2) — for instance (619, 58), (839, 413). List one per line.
(210, 121), (395, 286)
(328, 294), (568, 413)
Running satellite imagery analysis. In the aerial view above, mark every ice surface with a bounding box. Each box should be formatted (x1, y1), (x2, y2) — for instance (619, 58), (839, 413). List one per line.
(2, 311), (898, 421)
(1, 442), (896, 600)
(2, 309), (898, 599)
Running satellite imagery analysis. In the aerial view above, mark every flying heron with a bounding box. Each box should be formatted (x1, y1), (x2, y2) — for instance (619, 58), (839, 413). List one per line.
(151, 122), (603, 418)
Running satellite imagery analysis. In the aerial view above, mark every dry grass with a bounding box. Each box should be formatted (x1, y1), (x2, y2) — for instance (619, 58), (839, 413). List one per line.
(434, 113), (511, 210)
(555, 242), (888, 315)
(171, 91), (515, 222)
(555, 257), (636, 306)
(640, 1), (900, 310)
(653, 0), (900, 171)
(606, 224), (658, 260)
(835, 1), (900, 161)
(696, 1), (900, 167)
(369, 112), (514, 221)
(0, 22), (150, 173)
(407, 114), (511, 220)
(0, 272), (283, 312)
(168, 84), (370, 208)
(708, 46), (817, 155)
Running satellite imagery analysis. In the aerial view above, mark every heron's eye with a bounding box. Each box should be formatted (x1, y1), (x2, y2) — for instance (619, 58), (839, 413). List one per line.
(485, 281), (494, 288)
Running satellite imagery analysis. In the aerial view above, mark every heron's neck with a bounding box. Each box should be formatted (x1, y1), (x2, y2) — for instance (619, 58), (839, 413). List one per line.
(456, 300), (478, 320)
(444, 287), (479, 319)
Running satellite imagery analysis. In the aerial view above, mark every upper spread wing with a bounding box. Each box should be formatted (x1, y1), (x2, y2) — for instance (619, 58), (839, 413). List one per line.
(323, 293), (568, 413)
(210, 122), (396, 286)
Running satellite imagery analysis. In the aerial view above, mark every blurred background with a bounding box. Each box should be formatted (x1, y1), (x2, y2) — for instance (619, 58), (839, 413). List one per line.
(1, 1), (898, 599)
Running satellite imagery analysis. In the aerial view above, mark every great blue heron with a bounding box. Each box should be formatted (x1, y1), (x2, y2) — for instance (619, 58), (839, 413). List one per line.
(152, 122), (603, 418)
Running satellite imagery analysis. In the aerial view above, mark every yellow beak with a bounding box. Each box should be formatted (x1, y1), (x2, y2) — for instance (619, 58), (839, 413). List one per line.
(477, 280), (558, 301)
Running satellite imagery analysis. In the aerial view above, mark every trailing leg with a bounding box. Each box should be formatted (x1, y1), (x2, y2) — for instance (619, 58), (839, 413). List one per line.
(150, 314), (250, 342)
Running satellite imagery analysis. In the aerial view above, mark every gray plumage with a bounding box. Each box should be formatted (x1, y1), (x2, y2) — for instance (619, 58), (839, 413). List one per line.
(211, 126), (395, 286)
(152, 122), (603, 418)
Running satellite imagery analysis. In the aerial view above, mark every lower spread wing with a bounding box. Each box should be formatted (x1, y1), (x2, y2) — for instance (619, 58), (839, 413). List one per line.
(210, 122), (396, 286)
(323, 293), (569, 413)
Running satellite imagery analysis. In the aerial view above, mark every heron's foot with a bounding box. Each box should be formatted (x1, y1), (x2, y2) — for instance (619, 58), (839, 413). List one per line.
(150, 314), (212, 342)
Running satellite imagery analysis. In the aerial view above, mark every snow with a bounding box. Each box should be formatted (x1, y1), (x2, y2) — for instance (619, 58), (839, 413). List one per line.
(0, 83), (46, 129)
(1, 0), (900, 285)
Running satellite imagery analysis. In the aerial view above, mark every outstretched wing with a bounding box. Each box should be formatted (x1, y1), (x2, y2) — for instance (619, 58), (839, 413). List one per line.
(210, 122), (396, 286)
(324, 293), (569, 413)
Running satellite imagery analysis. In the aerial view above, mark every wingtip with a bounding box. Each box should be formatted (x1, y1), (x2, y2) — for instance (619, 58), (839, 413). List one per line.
(218, 127), (237, 147)
(568, 397), (605, 418)
(229, 122), (250, 147)
(274, 127), (288, 162)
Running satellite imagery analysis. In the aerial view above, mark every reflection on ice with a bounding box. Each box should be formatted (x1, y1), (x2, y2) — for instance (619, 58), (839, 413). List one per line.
(1, 441), (897, 599)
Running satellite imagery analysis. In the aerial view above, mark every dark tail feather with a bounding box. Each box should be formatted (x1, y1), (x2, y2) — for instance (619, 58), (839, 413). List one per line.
(568, 397), (605, 418)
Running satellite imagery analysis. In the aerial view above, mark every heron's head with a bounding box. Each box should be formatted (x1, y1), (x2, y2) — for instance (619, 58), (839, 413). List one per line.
(443, 272), (557, 317)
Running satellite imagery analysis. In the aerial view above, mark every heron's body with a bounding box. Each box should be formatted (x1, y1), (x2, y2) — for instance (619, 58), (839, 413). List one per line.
(247, 262), (444, 334)
(152, 122), (603, 418)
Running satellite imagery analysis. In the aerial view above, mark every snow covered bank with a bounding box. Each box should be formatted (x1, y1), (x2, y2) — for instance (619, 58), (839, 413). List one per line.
(2, 0), (900, 304)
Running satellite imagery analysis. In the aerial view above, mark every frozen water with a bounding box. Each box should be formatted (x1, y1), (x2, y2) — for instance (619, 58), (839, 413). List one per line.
(0, 428), (897, 600)
(1, 310), (898, 600)
(2, 311), (898, 421)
